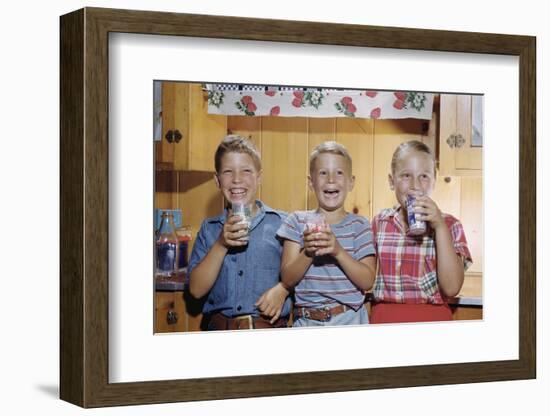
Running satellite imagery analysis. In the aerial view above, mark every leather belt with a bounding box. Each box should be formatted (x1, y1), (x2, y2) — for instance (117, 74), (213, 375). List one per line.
(294, 304), (350, 322)
(208, 313), (288, 330)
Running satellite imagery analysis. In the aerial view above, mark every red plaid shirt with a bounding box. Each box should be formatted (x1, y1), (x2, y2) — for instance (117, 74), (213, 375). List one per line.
(372, 206), (472, 305)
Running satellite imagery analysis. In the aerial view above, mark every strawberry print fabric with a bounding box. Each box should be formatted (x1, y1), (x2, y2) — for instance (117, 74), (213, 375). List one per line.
(205, 84), (434, 120)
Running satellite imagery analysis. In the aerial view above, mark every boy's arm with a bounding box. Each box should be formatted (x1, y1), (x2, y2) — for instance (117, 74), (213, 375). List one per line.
(415, 195), (465, 297)
(255, 283), (290, 324)
(188, 215), (248, 299)
(280, 239), (313, 288)
(188, 238), (228, 299)
(433, 224), (464, 297)
(312, 224), (376, 291)
(333, 251), (376, 291)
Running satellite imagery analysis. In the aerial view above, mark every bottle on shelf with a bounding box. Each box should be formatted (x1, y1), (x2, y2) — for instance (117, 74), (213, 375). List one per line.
(155, 212), (180, 278)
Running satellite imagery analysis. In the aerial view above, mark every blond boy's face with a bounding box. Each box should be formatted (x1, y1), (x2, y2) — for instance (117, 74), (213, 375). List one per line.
(214, 152), (261, 207)
(389, 149), (436, 209)
(308, 153), (354, 212)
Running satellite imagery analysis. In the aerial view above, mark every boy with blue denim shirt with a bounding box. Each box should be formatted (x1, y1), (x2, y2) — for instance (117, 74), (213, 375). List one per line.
(188, 135), (291, 330)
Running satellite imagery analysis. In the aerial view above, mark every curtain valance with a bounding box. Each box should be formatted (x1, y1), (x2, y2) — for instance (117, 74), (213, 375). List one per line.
(205, 84), (434, 120)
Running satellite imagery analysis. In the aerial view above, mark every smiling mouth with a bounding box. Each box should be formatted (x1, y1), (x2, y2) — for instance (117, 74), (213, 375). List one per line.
(323, 189), (340, 198)
(230, 188), (247, 198)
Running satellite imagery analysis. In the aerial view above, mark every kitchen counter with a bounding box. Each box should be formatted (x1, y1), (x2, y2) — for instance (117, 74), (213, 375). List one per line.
(155, 270), (187, 292)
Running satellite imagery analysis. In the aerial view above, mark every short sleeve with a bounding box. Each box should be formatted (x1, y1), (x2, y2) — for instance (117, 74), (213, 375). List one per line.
(187, 221), (210, 277)
(354, 217), (376, 260)
(276, 212), (303, 245)
(446, 216), (473, 271)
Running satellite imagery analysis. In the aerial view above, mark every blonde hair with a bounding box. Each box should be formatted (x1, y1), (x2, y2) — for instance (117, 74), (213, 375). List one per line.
(214, 134), (261, 173)
(391, 140), (436, 176)
(309, 141), (352, 174)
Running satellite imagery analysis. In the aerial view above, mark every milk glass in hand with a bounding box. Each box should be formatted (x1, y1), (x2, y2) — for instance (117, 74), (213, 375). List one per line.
(305, 212), (326, 234)
(232, 202), (251, 242)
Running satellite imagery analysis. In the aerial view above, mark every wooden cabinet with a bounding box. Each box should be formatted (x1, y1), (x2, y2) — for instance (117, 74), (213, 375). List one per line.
(451, 305), (483, 320)
(156, 83), (227, 171)
(439, 94), (482, 175)
(155, 290), (204, 333)
(155, 291), (186, 333)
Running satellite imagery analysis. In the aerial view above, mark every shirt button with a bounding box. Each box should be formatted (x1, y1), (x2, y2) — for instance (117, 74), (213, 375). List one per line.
(238, 270), (244, 276)
(237, 305), (242, 312)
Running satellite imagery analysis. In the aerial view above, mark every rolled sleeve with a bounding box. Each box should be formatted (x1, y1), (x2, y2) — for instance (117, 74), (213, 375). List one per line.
(187, 221), (210, 277)
(448, 218), (473, 271)
(276, 212), (303, 245)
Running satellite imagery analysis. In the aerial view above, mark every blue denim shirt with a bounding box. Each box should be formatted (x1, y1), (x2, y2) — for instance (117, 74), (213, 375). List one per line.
(187, 201), (291, 318)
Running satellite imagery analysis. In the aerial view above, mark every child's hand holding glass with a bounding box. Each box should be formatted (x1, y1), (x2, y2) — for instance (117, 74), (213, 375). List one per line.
(310, 226), (343, 258)
(411, 192), (445, 231)
(219, 211), (249, 248)
(302, 212), (342, 258)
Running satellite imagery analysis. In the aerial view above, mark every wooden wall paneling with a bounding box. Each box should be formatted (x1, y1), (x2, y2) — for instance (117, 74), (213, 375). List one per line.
(307, 118), (336, 209)
(187, 84), (227, 171)
(177, 171), (223, 254)
(227, 116), (263, 199)
(261, 117), (309, 212)
(460, 176), (483, 274)
(335, 118), (374, 218)
(171, 82), (191, 171)
(227, 116), (262, 148)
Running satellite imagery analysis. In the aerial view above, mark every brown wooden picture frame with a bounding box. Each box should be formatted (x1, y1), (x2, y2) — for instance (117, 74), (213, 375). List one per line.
(60, 7), (536, 408)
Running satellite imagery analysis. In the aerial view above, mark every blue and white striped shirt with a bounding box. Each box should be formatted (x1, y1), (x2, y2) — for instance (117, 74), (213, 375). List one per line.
(277, 211), (375, 311)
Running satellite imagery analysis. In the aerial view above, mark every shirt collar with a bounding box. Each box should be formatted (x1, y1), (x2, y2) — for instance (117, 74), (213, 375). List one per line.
(379, 204), (401, 220)
(378, 204), (407, 231)
(206, 200), (281, 225)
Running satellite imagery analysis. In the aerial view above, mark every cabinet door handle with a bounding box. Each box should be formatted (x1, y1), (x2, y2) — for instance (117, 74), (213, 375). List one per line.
(165, 129), (183, 144)
(166, 310), (179, 325)
(446, 133), (466, 149)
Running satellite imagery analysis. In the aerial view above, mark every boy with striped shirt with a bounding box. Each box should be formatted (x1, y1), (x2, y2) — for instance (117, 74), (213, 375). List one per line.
(276, 141), (376, 326)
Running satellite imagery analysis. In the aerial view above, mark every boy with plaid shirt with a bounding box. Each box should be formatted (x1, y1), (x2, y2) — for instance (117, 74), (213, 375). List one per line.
(371, 140), (472, 323)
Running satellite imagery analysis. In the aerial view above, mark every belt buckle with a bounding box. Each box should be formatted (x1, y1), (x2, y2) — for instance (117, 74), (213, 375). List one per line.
(234, 314), (254, 329)
(321, 306), (332, 322)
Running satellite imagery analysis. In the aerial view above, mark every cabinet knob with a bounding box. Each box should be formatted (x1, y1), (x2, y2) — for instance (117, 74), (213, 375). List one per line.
(165, 129), (183, 144)
(446, 133), (465, 149)
(166, 310), (179, 325)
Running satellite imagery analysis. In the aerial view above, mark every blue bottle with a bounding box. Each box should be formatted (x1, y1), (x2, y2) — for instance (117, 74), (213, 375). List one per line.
(156, 212), (180, 278)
